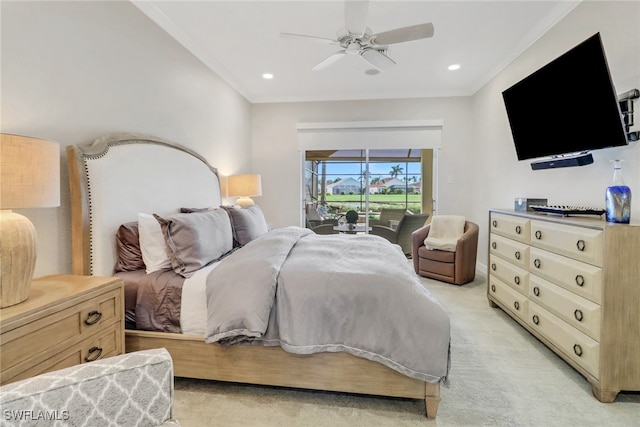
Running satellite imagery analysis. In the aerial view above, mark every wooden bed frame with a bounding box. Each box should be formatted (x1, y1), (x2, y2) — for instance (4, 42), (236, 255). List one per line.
(66, 134), (441, 419)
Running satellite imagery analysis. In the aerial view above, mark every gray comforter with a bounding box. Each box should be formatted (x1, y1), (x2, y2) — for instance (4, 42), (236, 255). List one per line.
(204, 226), (450, 383)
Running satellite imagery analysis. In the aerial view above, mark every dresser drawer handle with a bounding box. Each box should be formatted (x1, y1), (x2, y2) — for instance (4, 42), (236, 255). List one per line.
(575, 275), (585, 287)
(576, 239), (586, 251)
(533, 286), (540, 297)
(84, 310), (103, 325)
(514, 251), (521, 260)
(491, 263), (497, 271)
(491, 284), (496, 292)
(535, 230), (542, 240)
(492, 220), (497, 228)
(532, 315), (539, 325)
(513, 301), (520, 311)
(514, 276), (520, 285)
(85, 346), (103, 362)
(515, 225), (521, 234)
(573, 344), (583, 357)
(574, 309), (584, 322)
(533, 259), (541, 269)
(492, 242), (497, 249)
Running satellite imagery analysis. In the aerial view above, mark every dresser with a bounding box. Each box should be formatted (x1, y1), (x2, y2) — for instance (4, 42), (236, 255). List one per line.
(487, 209), (640, 402)
(0, 275), (124, 385)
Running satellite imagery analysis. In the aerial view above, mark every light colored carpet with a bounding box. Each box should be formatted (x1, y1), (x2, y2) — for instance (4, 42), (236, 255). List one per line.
(172, 273), (640, 426)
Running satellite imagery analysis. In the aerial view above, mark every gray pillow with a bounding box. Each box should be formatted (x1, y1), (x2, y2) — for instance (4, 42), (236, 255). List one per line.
(223, 205), (269, 246)
(154, 209), (233, 277)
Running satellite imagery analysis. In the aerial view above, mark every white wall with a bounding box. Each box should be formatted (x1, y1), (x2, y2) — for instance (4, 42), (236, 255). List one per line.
(1, 1), (252, 277)
(251, 97), (474, 228)
(470, 0), (640, 266)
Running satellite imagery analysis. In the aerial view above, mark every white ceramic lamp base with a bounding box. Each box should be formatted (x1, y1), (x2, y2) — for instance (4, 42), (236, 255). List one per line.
(235, 196), (256, 208)
(0, 210), (37, 308)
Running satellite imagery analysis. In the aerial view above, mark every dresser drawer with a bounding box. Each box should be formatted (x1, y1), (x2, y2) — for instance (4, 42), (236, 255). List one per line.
(490, 233), (530, 268)
(531, 220), (603, 267)
(529, 275), (601, 341)
(529, 247), (602, 304)
(2, 322), (122, 384)
(527, 301), (600, 379)
(489, 255), (529, 295)
(490, 213), (530, 243)
(489, 277), (528, 321)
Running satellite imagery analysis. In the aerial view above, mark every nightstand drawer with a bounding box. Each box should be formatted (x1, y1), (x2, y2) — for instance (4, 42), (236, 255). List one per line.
(3, 322), (123, 384)
(1, 287), (121, 372)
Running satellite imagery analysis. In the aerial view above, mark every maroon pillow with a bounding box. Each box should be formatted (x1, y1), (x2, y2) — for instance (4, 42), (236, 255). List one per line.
(114, 222), (146, 272)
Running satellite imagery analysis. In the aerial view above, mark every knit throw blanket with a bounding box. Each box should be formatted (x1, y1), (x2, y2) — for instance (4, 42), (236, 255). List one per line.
(424, 215), (466, 252)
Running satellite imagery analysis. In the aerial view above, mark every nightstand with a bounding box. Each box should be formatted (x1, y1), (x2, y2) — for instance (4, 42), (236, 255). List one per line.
(0, 275), (124, 385)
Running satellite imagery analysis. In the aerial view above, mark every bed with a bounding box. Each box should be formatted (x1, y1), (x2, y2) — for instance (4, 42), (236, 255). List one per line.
(66, 133), (450, 419)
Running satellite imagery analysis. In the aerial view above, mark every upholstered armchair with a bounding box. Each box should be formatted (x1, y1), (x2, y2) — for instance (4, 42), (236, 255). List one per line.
(0, 348), (179, 426)
(370, 213), (430, 255)
(412, 220), (479, 285)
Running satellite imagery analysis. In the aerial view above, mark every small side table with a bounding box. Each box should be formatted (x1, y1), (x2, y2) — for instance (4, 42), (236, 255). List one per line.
(333, 224), (372, 234)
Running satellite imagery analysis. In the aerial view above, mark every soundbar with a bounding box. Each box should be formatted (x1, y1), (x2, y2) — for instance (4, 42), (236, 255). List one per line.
(530, 152), (594, 170)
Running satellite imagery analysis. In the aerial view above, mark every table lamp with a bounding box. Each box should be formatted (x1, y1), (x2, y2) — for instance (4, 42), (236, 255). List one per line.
(227, 174), (262, 208)
(0, 134), (60, 308)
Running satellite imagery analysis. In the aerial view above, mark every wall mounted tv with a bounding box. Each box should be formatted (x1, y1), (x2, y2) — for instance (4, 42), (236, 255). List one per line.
(502, 33), (628, 169)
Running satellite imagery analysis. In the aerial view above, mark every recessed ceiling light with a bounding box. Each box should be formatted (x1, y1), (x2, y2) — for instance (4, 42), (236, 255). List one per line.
(365, 69), (380, 76)
(448, 64), (461, 71)
(262, 73), (274, 79)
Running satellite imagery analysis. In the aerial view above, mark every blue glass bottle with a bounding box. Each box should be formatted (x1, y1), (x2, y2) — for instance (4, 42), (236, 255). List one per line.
(605, 160), (631, 223)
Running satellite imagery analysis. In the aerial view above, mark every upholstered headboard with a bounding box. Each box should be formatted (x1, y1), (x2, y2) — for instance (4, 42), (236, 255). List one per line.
(67, 134), (221, 276)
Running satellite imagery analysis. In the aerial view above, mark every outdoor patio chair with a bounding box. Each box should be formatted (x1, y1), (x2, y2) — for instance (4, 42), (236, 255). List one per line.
(370, 213), (430, 256)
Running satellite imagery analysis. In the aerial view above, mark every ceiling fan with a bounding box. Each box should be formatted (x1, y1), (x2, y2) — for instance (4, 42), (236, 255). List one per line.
(281, 0), (434, 72)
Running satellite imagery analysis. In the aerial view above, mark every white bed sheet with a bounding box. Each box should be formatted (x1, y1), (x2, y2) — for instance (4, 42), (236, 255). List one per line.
(180, 262), (221, 335)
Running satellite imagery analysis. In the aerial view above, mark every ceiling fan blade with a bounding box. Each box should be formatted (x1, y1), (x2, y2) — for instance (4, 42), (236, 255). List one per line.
(344, 0), (369, 37)
(372, 23), (434, 45)
(360, 49), (395, 71)
(312, 50), (347, 71)
(280, 33), (337, 45)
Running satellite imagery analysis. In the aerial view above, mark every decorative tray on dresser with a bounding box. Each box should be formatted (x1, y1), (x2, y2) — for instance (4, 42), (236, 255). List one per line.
(0, 275), (124, 385)
(487, 209), (640, 402)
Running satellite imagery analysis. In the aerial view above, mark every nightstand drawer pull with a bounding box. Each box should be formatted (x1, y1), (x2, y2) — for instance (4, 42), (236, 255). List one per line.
(515, 225), (522, 234)
(85, 346), (103, 362)
(533, 286), (540, 297)
(575, 275), (585, 287)
(533, 259), (541, 268)
(492, 220), (497, 228)
(84, 310), (103, 325)
(574, 309), (584, 322)
(492, 242), (497, 249)
(514, 276), (520, 285)
(514, 251), (521, 260)
(532, 315), (539, 325)
(576, 239), (586, 251)
(573, 344), (583, 357)
(491, 263), (497, 271)
(513, 301), (520, 310)
(491, 284), (496, 292)
(535, 230), (542, 240)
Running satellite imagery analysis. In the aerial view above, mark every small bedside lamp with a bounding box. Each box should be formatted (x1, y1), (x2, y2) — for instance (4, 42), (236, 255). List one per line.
(0, 134), (60, 308)
(227, 174), (262, 208)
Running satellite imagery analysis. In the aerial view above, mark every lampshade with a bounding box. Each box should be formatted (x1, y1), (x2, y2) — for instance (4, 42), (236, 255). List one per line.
(226, 174), (262, 208)
(0, 133), (60, 308)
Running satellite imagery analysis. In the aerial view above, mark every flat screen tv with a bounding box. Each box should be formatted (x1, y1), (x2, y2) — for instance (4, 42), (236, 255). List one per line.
(502, 33), (628, 163)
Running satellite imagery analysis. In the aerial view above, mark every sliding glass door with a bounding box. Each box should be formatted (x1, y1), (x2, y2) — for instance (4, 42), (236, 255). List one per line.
(304, 149), (432, 228)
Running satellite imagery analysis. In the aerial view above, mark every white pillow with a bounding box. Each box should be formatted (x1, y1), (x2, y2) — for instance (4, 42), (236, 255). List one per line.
(138, 212), (172, 274)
